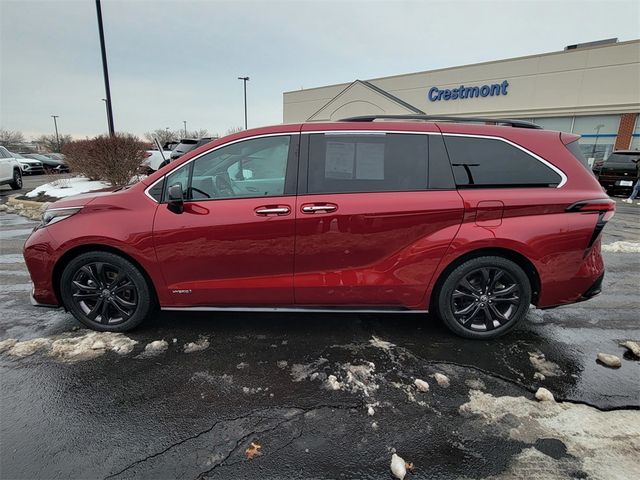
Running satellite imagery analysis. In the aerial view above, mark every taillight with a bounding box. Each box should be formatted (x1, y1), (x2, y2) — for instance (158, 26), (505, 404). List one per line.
(566, 199), (616, 249)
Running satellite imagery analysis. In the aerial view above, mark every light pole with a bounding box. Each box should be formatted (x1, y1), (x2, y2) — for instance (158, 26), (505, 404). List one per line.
(101, 99), (109, 132)
(183, 120), (187, 137)
(51, 115), (60, 152)
(591, 124), (605, 159)
(95, 0), (115, 136)
(238, 76), (249, 129)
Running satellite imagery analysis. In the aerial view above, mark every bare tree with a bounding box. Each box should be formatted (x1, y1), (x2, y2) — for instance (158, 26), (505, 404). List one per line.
(144, 129), (180, 146)
(225, 127), (244, 136)
(35, 134), (73, 153)
(188, 128), (211, 139)
(0, 129), (25, 150)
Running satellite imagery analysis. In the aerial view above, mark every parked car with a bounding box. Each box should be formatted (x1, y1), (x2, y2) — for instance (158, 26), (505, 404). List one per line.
(0, 147), (44, 175)
(22, 153), (70, 173)
(24, 115), (613, 339)
(593, 150), (640, 195)
(169, 137), (214, 161)
(0, 145), (23, 190)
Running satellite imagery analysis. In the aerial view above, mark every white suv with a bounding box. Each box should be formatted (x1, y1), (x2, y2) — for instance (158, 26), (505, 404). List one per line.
(0, 146), (24, 190)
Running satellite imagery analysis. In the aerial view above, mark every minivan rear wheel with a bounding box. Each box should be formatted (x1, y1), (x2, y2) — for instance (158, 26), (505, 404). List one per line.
(60, 251), (153, 332)
(436, 256), (531, 339)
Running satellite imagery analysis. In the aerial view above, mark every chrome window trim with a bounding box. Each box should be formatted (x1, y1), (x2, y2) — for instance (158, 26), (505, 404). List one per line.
(305, 129), (567, 188)
(144, 129), (568, 201)
(143, 132), (300, 203)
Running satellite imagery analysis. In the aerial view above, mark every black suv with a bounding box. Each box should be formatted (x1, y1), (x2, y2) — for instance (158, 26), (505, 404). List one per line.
(594, 151), (640, 194)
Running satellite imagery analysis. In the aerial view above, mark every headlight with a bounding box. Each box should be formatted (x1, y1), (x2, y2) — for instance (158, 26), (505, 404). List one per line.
(41, 207), (82, 227)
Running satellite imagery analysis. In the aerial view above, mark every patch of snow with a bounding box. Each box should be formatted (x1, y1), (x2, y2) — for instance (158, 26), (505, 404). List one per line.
(597, 352), (621, 368)
(0, 338), (18, 353)
(276, 360), (288, 369)
(533, 372), (546, 381)
(290, 358), (327, 382)
(25, 176), (111, 199)
(1, 331), (138, 362)
(431, 372), (450, 387)
(183, 336), (210, 353)
(390, 453), (407, 480)
(528, 352), (563, 377)
(138, 340), (168, 357)
(459, 390), (640, 479)
(367, 406), (375, 416)
(601, 241), (640, 253)
(465, 378), (486, 390)
(325, 375), (342, 391)
(369, 335), (395, 351)
(535, 387), (555, 402)
(620, 340), (640, 358)
(414, 378), (430, 392)
(236, 362), (249, 369)
(371, 421), (378, 430)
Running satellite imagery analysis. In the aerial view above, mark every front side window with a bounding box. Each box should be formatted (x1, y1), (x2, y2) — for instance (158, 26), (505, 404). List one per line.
(444, 136), (562, 187)
(307, 133), (428, 194)
(164, 135), (291, 201)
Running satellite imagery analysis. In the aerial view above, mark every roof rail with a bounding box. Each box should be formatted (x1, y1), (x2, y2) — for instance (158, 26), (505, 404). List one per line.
(339, 115), (542, 129)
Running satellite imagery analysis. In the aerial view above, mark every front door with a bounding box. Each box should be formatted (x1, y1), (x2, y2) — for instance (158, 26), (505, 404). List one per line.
(294, 130), (464, 308)
(153, 134), (299, 306)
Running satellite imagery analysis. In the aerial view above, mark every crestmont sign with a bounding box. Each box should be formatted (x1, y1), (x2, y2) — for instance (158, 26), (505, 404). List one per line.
(428, 80), (509, 102)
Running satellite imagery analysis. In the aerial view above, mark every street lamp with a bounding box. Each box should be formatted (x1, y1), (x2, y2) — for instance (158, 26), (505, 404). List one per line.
(238, 76), (249, 129)
(51, 115), (60, 152)
(183, 120), (187, 137)
(591, 124), (606, 159)
(101, 99), (109, 132)
(95, 0), (115, 136)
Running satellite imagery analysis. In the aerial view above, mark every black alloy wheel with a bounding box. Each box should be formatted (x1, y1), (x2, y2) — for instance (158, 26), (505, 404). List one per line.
(61, 252), (153, 331)
(437, 256), (531, 339)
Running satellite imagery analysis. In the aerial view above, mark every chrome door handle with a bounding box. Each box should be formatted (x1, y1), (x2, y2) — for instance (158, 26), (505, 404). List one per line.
(302, 205), (337, 213)
(255, 207), (290, 215)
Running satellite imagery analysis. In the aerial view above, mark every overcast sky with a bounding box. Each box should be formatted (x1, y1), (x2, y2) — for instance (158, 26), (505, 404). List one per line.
(1, 0), (638, 139)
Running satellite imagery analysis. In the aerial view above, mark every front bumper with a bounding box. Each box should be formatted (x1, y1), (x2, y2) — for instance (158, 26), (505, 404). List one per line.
(30, 288), (59, 308)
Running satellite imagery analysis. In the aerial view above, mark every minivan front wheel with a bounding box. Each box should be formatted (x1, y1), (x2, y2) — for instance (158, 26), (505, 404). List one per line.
(437, 256), (531, 339)
(9, 169), (22, 190)
(60, 251), (153, 332)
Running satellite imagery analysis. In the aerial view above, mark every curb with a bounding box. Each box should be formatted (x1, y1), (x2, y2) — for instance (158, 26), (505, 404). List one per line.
(6, 195), (49, 209)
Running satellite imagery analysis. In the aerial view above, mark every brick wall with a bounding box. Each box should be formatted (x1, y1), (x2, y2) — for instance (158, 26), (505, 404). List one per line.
(615, 113), (638, 149)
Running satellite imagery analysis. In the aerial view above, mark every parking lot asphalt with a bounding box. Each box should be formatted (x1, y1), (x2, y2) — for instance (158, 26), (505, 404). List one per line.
(0, 182), (638, 479)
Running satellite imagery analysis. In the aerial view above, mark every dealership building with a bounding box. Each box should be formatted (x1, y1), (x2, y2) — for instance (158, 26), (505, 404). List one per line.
(283, 38), (640, 161)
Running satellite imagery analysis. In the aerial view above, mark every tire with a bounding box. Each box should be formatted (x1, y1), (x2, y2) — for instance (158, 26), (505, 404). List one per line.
(60, 251), (154, 332)
(9, 169), (22, 190)
(436, 256), (531, 339)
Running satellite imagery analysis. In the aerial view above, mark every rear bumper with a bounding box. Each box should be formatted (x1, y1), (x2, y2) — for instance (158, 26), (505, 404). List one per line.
(577, 273), (604, 302)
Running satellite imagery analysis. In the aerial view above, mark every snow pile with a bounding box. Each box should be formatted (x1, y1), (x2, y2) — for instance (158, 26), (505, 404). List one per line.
(290, 358), (327, 382)
(26, 176), (111, 199)
(414, 378), (430, 392)
(535, 387), (555, 402)
(431, 372), (450, 387)
(369, 336), (395, 351)
(601, 241), (640, 253)
(459, 390), (640, 479)
(0, 331), (138, 362)
(183, 336), (210, 353)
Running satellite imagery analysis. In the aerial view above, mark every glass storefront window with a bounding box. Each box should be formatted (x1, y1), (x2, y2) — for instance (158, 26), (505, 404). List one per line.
(533, 117), (573, 132)
(573, 115), (620, 163)
(631, 116), (640, 150)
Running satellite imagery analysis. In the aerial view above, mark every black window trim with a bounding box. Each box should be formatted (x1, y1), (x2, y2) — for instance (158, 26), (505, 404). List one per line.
(144, 132), (301, 203)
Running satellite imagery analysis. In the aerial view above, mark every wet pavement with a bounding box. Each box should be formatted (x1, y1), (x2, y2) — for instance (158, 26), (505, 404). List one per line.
(0, 196), (638, 479)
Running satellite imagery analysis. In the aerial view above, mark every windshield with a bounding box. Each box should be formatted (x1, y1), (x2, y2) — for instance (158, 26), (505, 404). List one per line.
(606, 153), (640, 164)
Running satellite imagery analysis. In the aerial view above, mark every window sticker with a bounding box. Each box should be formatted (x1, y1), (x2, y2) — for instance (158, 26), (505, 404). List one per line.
(325, 142), (355, 179)
(355, 142), (385, 180)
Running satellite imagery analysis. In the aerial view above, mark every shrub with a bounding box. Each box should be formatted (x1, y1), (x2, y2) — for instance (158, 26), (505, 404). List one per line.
(63, 134), (146, 186)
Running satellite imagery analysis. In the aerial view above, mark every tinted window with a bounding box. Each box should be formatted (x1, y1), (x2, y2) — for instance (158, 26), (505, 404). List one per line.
(165, 135), (291, 201)
(444, 136), (561, 187)
(565, 140), (590, 169)
(307, 133), (428, 194)
(606, 153), (640, 164)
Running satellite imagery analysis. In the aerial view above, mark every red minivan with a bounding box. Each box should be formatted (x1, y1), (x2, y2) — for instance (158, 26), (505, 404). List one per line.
(23, 116), (614, 339)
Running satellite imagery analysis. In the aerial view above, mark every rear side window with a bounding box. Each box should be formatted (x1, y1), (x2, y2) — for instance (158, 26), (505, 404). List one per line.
(565, 140), (590, 169)
(307, 133), (428, 194)
(444, 136), (562, 187)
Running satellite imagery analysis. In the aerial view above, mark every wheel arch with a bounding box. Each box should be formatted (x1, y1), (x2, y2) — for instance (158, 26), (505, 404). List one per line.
(429, 247), (541, 311)
(52, 244), (159, 307)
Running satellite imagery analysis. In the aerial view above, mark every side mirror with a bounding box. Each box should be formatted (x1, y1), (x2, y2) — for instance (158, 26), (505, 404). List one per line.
(167, 183), (184, 214)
